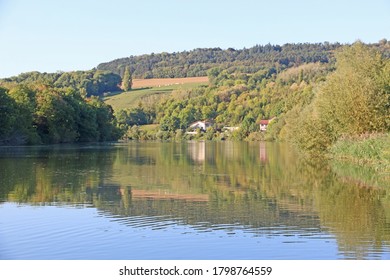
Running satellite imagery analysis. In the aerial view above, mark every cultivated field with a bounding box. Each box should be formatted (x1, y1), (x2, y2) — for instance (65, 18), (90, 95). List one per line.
(104, 77), (208, 111)
(132, 76), (209, 88)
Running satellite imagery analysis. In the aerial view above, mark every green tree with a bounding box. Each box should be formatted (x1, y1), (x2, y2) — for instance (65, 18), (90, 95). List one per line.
(88, 97), (119, 141)
(0, 87), (17, 142)
(178, 105), (196, 129)
(122, 67), (133, 91)
(291, 42), (390, 153)
(8, 85), (40, 144)
(34, 88), (78, 143)
(241, 113), (257, 135)
(316, 42), (389, 136)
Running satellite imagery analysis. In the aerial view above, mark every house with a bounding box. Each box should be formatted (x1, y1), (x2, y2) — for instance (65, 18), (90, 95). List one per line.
(188, 120), (213, 132)
(258, 117), (275, 131)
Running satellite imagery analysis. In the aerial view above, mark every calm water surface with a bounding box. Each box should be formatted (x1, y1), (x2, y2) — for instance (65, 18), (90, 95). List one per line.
(0, 142), (389, 259)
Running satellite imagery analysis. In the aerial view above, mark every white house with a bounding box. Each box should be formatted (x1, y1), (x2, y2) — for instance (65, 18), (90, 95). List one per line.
(188, 120), (213, 132)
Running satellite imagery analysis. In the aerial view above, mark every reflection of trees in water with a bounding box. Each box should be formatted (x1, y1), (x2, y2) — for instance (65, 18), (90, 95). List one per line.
(1, 142), (390, 259)
(89, 185), (321, 233)
(277, 154), (390, 259)
(0, 145), (117, 203)
(317, 182), (390, 259)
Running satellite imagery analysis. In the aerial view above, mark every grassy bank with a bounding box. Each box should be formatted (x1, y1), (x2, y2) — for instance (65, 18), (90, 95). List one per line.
(329, 133), (390, 171)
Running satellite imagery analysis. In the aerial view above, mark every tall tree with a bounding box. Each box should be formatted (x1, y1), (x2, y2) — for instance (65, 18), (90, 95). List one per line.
(122, 67), (132, 91)
(0, 87), (16, 141)
(291, 42), (390, 153)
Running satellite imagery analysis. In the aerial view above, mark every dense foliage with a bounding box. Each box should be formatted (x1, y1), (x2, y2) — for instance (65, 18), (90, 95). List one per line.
(1, 70), (121, 97)
(285, 43), (390, 153)
(97, 42), (342, 78)
(97, 41), (390, 79)
(0, 84), (119, 145)
(116, 61), (329, 141)
(116, 42), (390, 153)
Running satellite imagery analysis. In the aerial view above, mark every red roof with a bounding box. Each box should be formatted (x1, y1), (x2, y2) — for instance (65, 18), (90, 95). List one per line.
(259, 120), (269, 125)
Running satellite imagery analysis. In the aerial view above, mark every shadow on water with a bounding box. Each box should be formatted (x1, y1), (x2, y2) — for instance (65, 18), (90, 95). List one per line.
(0, 142), (389, 259)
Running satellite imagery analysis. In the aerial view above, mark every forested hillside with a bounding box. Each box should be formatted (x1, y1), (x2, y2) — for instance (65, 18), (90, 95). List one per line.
(97, 42), (341, 78)
(97, 41), (390, 79)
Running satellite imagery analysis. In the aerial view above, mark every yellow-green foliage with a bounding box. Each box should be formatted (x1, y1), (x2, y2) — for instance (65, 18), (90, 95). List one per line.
(288, 42), (390, 153)
(318, 43), (389, 133)
(276, 62), (329, 84)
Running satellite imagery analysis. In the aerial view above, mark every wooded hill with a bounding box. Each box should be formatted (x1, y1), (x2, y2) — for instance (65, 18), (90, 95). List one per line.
(0, 42), (344, 98)
(97, 42), (341, 79)
(97, 41), (390, 79)
(2, 41), (389, 96)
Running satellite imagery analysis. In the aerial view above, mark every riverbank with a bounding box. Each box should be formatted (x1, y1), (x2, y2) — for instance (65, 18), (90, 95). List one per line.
(329, 133), (390, 172)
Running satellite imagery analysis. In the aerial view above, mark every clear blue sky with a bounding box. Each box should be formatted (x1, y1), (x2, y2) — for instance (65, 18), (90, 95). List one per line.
(0, 0), (389, 78)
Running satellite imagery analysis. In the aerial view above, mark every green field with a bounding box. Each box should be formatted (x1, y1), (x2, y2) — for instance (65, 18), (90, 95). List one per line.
(104, 82), (206, 111)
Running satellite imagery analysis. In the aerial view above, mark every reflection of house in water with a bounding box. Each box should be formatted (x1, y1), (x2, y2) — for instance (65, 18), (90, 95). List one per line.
(259, 142), (268, 163)
(188, 141), (205, 162)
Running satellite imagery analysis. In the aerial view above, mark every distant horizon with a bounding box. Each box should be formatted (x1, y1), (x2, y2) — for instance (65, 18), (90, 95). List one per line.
(1, 0), (389, 78)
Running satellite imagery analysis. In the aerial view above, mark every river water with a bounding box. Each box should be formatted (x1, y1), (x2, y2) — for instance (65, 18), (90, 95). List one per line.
(0, 142), (389, 259)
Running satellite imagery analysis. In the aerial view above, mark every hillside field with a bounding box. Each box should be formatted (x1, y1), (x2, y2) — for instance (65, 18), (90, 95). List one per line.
(104, 77), (208, 111)
(132, 76), (209, 88)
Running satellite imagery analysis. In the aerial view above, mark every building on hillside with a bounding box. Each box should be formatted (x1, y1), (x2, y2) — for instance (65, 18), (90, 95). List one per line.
(258, 117), (275, 131)
(188, 120), (213, 132)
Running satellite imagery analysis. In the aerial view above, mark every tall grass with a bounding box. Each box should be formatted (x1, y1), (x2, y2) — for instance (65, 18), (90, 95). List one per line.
(329, 133), (390, 171)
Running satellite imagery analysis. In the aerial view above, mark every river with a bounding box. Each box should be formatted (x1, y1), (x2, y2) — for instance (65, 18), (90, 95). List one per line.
(0, 141), (389, 259)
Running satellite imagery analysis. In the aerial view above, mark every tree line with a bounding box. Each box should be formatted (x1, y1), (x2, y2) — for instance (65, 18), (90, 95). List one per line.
(97, 42), (340, 79)
(1, 70), (121, 97)
(97, 41), (390, 79)
(0, 84), (119, 145)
